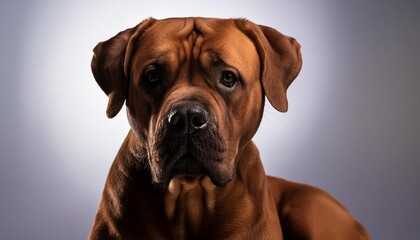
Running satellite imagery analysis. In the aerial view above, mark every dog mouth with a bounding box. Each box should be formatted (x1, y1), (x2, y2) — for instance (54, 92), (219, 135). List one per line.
(152, 117), (232, 188)
(170, 154), (208, 177)
(166, 153), (231, 188)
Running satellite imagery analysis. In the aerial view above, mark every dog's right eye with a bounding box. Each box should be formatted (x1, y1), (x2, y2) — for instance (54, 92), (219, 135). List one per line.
(143, 67), (162, 88)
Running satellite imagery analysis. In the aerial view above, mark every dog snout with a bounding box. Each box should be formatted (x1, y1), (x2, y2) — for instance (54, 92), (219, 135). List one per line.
(167, 101), (209, 135)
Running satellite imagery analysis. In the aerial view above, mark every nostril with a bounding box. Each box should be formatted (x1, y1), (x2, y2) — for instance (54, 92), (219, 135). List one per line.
(191, 114), (208, 129)
(168, 110), (186, 130)
(168, 110), (179, 125)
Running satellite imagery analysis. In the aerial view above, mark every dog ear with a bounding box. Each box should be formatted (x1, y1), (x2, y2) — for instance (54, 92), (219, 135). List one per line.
(91, 18), (155, 118)
(236, 20), (302, 112)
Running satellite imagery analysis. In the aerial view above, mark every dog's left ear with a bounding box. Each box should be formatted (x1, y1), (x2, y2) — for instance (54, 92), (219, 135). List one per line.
(91, 18), (156, 118)
(236, 20), (303, 112)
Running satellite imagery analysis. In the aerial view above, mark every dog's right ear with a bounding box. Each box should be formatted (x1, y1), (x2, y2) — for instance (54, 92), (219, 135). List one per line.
(91, 18), (155, 118)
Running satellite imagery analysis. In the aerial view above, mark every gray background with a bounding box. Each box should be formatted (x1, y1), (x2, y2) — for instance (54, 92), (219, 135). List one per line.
(1, 0), (419, 239)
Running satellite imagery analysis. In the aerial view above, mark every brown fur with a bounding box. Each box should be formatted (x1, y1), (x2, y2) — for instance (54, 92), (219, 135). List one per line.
(89, 17), (370, 239)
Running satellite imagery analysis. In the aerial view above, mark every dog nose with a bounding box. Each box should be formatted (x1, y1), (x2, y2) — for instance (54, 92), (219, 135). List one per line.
(168, 102), (209, 134)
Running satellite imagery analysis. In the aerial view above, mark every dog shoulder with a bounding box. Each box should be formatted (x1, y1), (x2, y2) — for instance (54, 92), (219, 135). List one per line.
(268, 176), (370, 239)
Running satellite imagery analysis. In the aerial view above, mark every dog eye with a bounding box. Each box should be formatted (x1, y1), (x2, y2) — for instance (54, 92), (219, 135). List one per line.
(220, 71), (238, 88)
(143, 67), (162, 88)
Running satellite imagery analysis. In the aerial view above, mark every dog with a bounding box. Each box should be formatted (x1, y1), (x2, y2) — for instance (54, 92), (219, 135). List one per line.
(88, 17), (370, 239)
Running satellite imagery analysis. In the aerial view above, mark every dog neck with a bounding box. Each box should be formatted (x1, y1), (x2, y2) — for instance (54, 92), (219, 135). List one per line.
(163, 175), (216, 238)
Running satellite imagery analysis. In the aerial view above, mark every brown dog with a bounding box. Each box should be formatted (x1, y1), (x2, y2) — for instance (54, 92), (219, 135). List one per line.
(89, 17), (370, 239)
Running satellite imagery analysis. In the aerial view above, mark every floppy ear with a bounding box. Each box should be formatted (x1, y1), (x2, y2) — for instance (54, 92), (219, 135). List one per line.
(91, 18), (155, 118)
(236, 20), (303, 112)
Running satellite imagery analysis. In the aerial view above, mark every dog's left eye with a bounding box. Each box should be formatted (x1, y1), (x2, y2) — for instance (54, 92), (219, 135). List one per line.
(143, 67), (162, 88)
(220, 71), (238, 88)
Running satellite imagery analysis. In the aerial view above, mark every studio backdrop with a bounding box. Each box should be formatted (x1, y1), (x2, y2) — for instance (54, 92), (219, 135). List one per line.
(1, 1), (419, 239)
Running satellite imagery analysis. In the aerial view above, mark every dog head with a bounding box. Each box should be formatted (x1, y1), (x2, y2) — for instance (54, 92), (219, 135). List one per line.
(91, 18), (302, 187)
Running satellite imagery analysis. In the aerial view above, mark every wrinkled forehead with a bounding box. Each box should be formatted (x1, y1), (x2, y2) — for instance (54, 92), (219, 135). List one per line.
(132, 18), (259, 75)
